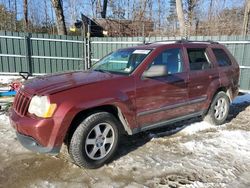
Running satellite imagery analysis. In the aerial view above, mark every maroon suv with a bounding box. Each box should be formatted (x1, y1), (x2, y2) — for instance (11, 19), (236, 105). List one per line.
(9, 40), (239, 168)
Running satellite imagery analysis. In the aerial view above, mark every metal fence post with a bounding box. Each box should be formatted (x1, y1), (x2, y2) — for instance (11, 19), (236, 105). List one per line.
(24, 33), (32, 74)
(81, 27), (86, 70)
(87, 23), (91, 69)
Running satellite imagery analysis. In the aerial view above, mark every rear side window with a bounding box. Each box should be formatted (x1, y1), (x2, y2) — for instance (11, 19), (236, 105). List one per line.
(187, 48), (211, 71)
(212, 48), (232, 67)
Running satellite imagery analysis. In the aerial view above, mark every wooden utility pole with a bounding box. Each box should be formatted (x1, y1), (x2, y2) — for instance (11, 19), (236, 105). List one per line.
(242, 0), (250, 36)
(176, 0), (185, 37)
(51, 0), (67, 35)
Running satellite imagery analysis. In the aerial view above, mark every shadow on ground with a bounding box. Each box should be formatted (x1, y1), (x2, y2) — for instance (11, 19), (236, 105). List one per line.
(114, 101), (250, 162)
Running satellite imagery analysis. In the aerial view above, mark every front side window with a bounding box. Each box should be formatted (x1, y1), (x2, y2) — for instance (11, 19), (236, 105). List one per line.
(187, 48), (211, 71)
(148, 48), (184, 74)
(92, 49), (151, 74)
(212, 48), (232, 67)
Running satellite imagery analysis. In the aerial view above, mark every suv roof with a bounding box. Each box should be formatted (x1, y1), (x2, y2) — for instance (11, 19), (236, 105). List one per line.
(127, 40), (221, 50)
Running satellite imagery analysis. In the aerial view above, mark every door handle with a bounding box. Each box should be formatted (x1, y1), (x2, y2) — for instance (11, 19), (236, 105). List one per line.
(209, 75), (219, 79)
(173, 80), (184, 84)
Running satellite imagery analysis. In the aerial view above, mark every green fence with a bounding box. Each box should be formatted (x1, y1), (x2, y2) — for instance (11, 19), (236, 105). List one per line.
(0, 31), (84, 74)
(0, 31), (250, 91)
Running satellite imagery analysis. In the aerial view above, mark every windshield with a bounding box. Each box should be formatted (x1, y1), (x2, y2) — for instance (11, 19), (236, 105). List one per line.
(92, 49), (151, 74)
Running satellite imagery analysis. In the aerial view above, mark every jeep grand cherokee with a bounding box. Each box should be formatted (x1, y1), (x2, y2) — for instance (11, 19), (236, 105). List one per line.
(9, 40), (239, 168)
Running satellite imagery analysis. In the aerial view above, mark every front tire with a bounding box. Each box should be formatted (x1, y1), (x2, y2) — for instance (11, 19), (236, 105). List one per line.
(69, 112), (120, 169)
(204, 91), (230, 125)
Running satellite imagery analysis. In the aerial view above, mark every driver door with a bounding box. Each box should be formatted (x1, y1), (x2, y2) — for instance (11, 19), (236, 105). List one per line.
(135, 47), (189, 128)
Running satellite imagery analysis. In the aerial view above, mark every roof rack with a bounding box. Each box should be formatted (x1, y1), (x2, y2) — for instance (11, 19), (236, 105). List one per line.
(146, 39), (219, 45)
(144, 40), (177, 45)
(176, 39), (219, 44)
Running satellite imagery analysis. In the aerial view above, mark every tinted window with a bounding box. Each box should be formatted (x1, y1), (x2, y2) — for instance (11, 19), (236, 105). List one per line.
(187, 48), (211, 71)
(150, 48), (184, 74)
(212, 48), (232, 67)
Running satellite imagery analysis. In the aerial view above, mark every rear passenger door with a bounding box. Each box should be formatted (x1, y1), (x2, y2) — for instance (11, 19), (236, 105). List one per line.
(211, 48), (239, 92)
(184, 46), (219, 114)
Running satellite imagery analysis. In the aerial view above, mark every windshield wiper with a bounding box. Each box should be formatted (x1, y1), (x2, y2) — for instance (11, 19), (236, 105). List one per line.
(94, 69), (112, 74)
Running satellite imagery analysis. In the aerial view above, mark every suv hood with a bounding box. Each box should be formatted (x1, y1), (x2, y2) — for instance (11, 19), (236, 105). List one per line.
(23, 70), (122, 95)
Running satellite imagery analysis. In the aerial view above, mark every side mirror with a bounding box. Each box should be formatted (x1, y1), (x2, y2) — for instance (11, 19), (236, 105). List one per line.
(142, 65), (168, 78)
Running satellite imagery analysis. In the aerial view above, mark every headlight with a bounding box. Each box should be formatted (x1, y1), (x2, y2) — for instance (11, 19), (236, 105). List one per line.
(28, 95), (57, 118)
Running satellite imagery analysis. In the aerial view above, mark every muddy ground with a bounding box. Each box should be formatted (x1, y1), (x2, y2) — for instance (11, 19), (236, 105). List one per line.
(0, 95), (250, 188)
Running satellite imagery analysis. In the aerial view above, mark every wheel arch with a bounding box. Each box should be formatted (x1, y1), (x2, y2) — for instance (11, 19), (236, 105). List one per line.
(204, 86), (230, 116)
(213, 86), (233, 102)
(64, 104), (132, 145)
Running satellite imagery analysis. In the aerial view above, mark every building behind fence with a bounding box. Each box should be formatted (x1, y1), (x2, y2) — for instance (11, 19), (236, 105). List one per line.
(0, 31), (250, 91)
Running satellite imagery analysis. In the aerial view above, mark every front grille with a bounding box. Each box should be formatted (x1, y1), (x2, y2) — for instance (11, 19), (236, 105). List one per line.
(13, 90), (31, 116)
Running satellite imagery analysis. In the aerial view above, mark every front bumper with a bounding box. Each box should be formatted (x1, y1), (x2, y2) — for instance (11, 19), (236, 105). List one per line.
(9, 108), (61, 154)
(16, 132), (60, 154)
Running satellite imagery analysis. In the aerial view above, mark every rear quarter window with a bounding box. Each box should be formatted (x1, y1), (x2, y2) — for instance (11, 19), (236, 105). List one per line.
(212, 48), (232, 67)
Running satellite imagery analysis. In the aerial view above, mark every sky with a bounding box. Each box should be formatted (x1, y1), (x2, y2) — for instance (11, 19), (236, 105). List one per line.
(0, 0), (245, 26)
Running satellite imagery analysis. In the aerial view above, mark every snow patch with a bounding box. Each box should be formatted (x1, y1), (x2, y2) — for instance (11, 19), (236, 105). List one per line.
(183, 130), (250, 158)
(179, 121), (214, 135)
(0, 114), (9, 123)
(0, 86), (11, 91)
(0, 75), (21, 84)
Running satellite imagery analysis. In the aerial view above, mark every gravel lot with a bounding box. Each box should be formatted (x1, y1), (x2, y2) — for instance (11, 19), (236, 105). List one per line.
(0, 94), (250, 188)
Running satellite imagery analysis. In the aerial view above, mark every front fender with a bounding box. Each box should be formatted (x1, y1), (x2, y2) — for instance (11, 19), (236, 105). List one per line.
(49, 90), (136, 148)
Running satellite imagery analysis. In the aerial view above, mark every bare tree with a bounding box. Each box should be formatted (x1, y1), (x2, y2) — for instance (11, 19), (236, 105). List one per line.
(176, 0), (185, 37)
(242, 0), (250, 36)
(51, 0), (67, 35)
(23, 0), (28, 32)
(138, 0), (147, 21)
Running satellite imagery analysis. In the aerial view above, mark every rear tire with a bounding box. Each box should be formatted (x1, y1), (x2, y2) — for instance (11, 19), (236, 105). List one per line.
(69, 112), (120, 169)
(204, 91), (230, 125)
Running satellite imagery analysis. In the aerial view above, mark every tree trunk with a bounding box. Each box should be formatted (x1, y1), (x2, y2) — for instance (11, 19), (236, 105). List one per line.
(14, 0), (17, 31)
(101, 0), (108, 18)
(127, 0), (130, 19)
(187, 0), (197, 36)
(90, 0), (96, 18)
(242, 0), (250, 36)
(176, 0), (185, 37)
(139, 0), (147, 21)
(51, 0), (67, 35)
(157, 0), (161, 28)
(208, 0), (213, 35)
(23, 0), (28, 32)
(44, 0), (48, 30)
(148, 0), (153, 19)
